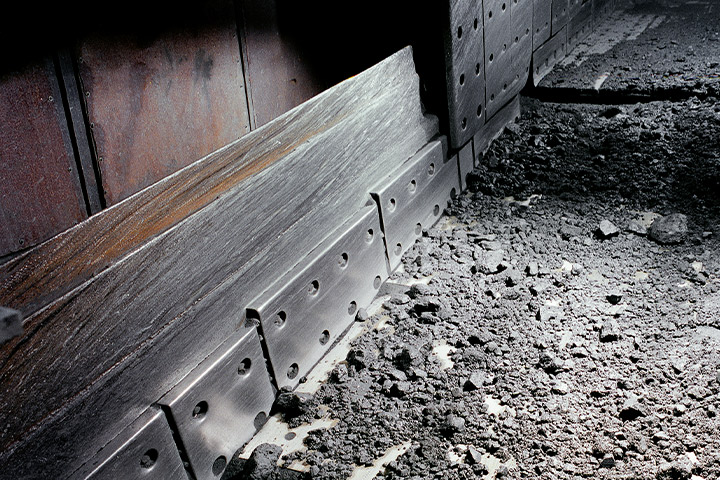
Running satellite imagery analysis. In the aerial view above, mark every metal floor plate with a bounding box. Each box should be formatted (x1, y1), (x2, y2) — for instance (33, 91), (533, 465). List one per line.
(247, 205), (388, 391)
(158, 327), (274, 480)
(71, 408), (185, 480)
(372, 139), (460, 271)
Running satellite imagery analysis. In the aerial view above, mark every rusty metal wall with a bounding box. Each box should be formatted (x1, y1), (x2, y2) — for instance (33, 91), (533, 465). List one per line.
(77, 0), (252, 206)
(0, 58), (87, 257)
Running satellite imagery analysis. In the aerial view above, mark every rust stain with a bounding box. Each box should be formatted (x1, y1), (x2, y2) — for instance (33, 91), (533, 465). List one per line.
(0, 116), (338, 317)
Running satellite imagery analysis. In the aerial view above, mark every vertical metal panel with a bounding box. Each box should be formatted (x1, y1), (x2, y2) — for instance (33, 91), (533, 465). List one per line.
(533, 0), (552, 48)
(0, 58), (87, 257)
(532, 25), (567, 85)
(484, 0), (514, 118)
(510, 0), (534, 98)
(445, 0), (486, 149)
(77, 0), (252, 205)
(568, 0), (594, 51)
(552, 0), (570, 34)
(238, 0), (325, 128)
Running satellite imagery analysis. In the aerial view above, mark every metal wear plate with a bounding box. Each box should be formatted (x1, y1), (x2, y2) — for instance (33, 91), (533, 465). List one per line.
(71, 408), (184, 480)
(551, 0), (570, 34)
(158, 327), (274, 480)
(457, 141), (475, 192)
(484, 0), (514, 118)
(372, 139), (460, 271)
(533, 0), (553, 48)
(445, 0), (485, 148)
(532, 26), (567, 85)
(568, 1), (593, 51)
(248, 205), (388, 391)
(509, 0), (534, 98)
(474, 95), (521, 161)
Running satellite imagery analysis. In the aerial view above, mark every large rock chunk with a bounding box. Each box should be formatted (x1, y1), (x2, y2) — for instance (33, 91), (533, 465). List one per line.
(648, 214), (688, 244)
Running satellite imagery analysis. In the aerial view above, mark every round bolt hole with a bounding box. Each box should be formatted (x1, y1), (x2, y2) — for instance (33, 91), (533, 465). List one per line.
(415, 223), (422, 235)
(308, 280), (319, 296)
(393, 243), (402, 256)
(212, 456), (227, 476)
(489, 53), (494, 62)
(433, 204), (440, 216)
(515, 36), (519, 43)
(503, 83), (507, 91)
(461, 117), (467, 130)
(287, 363), (299, 379)
(388, 198), (397, 211)
(475, 63), (480, 75)
(408, 179), (417, 193)
(427, 163), (435, 176)
(274, 311), (287, 327)
(338, 252), (349, 268)
(474, 18), (478, 29)
(503, 43), (507, 52)
(140, 449), (158, 469)
(373, 275), (382, 289)
(477, 104), (483, 117)
(192, 401), (208, 419)
(457, 25), (462, 38)
(237, 358), (252, 376)
(488, 10), (492, 18)
(459, 74), (465, 86)
(502, 3), (506, 10)
(319, 329), (330, 345)
(348, 301), (358, 315)
(365, 229), (374, 243)
(490, 93), (495, 101)
(253, 411), (268, 430)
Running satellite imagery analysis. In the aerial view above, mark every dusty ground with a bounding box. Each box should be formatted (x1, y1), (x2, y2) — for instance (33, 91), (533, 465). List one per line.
(231, 4), (720, 480)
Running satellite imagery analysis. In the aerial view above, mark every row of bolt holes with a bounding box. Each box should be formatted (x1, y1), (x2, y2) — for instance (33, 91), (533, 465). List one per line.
(137, 358), (254, 472)
(137, 164), (451, 471)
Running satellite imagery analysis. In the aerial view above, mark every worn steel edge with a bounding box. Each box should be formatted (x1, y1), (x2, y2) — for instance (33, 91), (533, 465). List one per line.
(247, 204), (388, 391)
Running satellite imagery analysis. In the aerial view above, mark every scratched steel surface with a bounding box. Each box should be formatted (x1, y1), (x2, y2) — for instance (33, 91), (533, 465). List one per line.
(77, 0), (251, 205)
(0, 58), (87, 257)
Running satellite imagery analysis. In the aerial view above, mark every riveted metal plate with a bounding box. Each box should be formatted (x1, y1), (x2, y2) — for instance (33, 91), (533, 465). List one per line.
(158, 327), (274, 480)
(457, 141), (475, 192)
(248, 205), (388, 391)
(551, 0), (569, 34)
(568, 0), (593, 51)
(71, 408), (184, 480)
(372, 139), (459, 271)
(509, 0), (534, 99)
(484, 0), (514, 118)
(532, 26), (567, 85)
(444, 0), (486, 149)
(533, 0), (552, 48)
(473, 95), (521, 160)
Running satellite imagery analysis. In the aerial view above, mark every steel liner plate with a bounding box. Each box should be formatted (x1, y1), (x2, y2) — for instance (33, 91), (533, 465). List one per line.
(533, 0), (553, 48)
(445, 0), (486, 148)
(248, 205), (388, 391)
(509, 0), (534, 98)
(473, 95), (521, 159)
(484, 0), (514, 118)
(568, 1), (593, 51)
(372, 140), (459, 271)
(159, 327), (274, 480)
(72, 408), (184, 480)
(552, 0), (570, 34)
(532, 26), (567, 85)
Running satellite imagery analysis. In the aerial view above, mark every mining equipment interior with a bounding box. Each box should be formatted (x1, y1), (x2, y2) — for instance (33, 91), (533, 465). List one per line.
(1, 0), (719, 479)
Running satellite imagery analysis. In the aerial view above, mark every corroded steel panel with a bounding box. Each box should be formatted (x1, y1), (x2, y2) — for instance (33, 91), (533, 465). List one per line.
(77, 0), (251, 205)
(0, 58), (87, 257)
